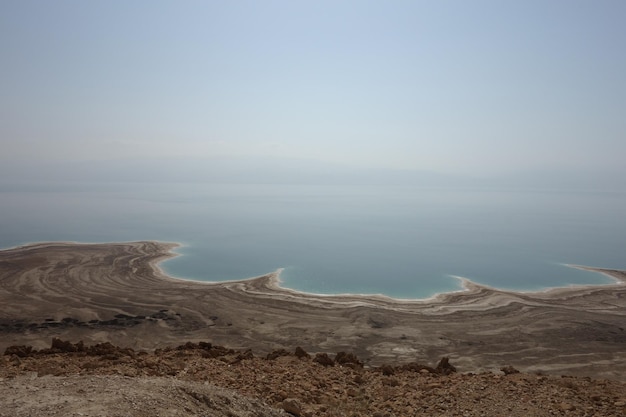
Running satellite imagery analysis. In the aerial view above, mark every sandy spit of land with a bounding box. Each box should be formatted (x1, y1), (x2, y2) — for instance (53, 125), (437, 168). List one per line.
(1, 241), (625, 379)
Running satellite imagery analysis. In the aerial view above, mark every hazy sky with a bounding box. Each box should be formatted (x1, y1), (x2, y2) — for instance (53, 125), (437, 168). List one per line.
(1, 1), (625, 176)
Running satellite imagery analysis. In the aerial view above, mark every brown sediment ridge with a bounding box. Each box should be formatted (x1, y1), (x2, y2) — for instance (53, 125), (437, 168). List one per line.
(1, 241), (625, 380)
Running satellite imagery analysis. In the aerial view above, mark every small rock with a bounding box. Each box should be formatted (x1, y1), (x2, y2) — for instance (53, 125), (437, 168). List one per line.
(282, 398), (303, 416)
(558, 402), (575, 411)
(382, 377), (400, 387)
(501, 365), (520, 375)
(347, 387), (358, 397)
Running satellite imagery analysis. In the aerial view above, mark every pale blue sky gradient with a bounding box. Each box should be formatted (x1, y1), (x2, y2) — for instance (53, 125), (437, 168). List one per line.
(1, 1), (625, 180)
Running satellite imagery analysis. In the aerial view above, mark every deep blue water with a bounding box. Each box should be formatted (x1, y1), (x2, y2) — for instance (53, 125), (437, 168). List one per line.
(1, 181), (624, 298)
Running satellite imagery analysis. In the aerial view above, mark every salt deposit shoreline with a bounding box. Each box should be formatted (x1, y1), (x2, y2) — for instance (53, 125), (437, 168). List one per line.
(152, 241), (622, 302)
(1, 241), (625, 379)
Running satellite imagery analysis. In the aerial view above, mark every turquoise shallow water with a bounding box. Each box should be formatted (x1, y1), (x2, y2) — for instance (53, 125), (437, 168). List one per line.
(1, 181), (624, 298)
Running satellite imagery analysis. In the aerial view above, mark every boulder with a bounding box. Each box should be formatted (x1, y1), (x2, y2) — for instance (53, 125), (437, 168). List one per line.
(266, 349), (291, 360)
(313, 353), (334, 367)
(3, 345), (33, 357)
(50, 338), (85, 353)
(334, 351), (363, 367)
(435, 357), (456, 375)
(294, 346), (310, 359)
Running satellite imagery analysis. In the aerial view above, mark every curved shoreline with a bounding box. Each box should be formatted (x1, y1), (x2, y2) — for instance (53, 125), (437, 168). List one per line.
(150, 241), (625, 304)
(7, 240), (622, 303)
(1, 240), (626, 379)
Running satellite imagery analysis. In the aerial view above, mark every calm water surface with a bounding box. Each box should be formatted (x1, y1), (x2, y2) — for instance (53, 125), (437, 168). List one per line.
(1, 181), (624, 298)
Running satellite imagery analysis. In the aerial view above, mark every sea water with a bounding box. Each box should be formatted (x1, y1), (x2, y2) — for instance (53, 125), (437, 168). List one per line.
(0, 181), (624, 299)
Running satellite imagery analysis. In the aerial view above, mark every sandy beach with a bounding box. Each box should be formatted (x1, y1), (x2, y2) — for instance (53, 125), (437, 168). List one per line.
(1, 241), (625, 379)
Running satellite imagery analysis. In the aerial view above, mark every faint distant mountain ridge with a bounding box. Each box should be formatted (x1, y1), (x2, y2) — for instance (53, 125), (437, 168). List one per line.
(1, 156), (623, 191)
(0, 157), (467, 186)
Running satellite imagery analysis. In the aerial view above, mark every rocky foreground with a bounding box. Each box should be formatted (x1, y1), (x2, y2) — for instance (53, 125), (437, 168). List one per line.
(2, 339), (626, 417)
